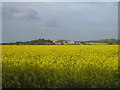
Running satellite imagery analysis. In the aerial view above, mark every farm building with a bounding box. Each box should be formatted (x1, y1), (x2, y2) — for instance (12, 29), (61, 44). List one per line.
(53, 40), (74, 44)
(74, 41), (82, 44)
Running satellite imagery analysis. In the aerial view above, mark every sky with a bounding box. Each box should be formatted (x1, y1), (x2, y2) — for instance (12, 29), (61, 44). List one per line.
(2, 0), (120, 2)
(2, 2), (118, 43)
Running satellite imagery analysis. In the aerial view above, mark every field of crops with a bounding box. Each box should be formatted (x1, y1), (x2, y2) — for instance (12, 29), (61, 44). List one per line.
(85, 43), (108, 45)
(2, 45), (119, 88)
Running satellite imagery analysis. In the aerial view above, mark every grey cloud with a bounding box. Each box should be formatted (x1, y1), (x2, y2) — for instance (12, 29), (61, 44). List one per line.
(2, 2), (118, 43)
(12, 9), (39, 19)
(3, 7), (39, 19)
(3, 7), (18, 16)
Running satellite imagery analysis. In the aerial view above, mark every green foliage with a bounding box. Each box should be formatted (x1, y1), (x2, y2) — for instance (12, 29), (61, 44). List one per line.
(2, 38), (54, 45)
(86, 39), (119, 45)
(61, 43), (64, 45)
(82, 42), (108, 45)
(2, 38), (120, 45)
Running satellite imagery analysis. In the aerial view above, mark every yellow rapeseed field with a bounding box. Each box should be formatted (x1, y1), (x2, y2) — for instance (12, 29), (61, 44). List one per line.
(2, 45), (119, 88)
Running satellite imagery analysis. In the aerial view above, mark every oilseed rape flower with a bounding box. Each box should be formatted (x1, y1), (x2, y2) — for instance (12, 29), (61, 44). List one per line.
(2, 45), (119, 88)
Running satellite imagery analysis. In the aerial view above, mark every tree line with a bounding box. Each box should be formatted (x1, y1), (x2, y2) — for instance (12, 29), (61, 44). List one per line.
(85, 39), (120, 45)
(2, 38), (55, 45)
(1, 38), (120, 45)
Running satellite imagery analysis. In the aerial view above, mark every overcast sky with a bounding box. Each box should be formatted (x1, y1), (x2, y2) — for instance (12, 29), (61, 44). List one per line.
(2, 2), (118, 43)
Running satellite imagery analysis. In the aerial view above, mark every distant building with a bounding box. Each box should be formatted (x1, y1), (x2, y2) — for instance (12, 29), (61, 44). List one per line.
(74, 41), (82, 44)
(67, 41), (74, 44)
(53, 40), (84, 44)
(53, 40), (74, 44)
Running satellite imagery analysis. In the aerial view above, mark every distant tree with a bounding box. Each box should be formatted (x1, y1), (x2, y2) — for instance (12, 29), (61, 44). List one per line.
(61, 43), (64, 45)
(81, 42), (87, 45)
